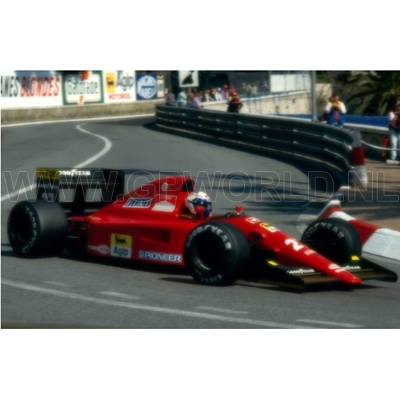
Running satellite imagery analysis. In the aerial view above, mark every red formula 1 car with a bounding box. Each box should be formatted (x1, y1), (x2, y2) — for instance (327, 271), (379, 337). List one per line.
(7, 168), (398, 290)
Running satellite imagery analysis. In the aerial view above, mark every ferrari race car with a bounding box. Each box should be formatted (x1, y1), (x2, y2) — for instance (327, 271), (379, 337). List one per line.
(7, 168), (398, 290)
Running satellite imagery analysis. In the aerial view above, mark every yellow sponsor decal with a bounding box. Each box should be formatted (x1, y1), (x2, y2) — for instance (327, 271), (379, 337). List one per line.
(37, 168), (60, 181)
(111, 234), (132, 247)
(106, 72), (116, 93)
(111, 234), (132, 258)
(260, 222), (278, 232)
(351, 255), (360, 261)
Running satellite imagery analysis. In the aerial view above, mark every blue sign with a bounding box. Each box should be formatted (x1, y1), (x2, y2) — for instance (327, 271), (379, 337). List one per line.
(124, 198), (152, 208)
(136, 74), (157, 100)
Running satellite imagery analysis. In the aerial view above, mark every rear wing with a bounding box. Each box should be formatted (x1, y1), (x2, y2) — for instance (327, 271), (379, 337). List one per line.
(36, 168), (125, 214)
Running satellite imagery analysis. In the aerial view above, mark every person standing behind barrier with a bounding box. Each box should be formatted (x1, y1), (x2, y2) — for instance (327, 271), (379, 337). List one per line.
(177, 88), (188, 107)
(388, 101), (400, 161)
(325, 93), (346, 126)
(165, 89), (176, 106)
(191, 91), (203, 109)
(227, 92), (243, 113)
(209, 88), (217, 101)
(221, 85), (229, 100)
(203, 89), (211, 102)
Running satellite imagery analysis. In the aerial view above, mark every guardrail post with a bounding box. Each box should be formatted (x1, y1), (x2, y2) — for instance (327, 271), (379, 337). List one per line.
(349, 128), (368, 186)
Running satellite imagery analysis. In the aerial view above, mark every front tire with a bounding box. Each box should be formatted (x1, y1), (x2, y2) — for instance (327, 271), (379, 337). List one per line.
(184, 221), (250, 285)
(7, 200), (68, 257)
(301, 218), (362, 264)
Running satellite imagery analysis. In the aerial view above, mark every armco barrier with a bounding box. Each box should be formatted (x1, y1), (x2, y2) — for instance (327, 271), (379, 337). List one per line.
(345, 123), (389, 160)
(155, 105), (361, 187)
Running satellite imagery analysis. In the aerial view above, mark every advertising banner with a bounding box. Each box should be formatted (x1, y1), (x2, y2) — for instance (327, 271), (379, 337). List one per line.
(1, 70), (63, 108)
(104, 71), (136, 103)
(136, 74), (159, 100)
(178, 70), (199, 88)
(63, 71), (104, 105)
(157, 75), (165, 99)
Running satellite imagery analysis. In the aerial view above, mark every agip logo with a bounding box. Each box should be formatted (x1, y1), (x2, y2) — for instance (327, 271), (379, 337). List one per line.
(110, 234), (132, 258)
(105, 71), (135, 99)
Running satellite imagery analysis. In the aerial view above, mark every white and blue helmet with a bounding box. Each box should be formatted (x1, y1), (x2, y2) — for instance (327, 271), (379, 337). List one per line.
(185, 192), (212, 217)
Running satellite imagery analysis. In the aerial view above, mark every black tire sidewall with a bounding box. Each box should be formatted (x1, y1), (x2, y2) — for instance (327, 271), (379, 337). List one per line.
(8, 201), (40, 256)
(301, 218), (362, 264)
(7, 200), (67, 257)
(184, 221), (250, 285)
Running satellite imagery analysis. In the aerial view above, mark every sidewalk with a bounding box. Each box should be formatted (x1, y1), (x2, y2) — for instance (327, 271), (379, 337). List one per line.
(343, 158), (400, 231)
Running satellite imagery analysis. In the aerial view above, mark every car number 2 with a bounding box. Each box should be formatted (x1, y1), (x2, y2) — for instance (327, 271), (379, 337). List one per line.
(284, 238), (305, 252)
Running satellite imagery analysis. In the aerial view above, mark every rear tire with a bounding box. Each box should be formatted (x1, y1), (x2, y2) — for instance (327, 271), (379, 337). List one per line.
(301, 218), (362, 264)
(7, 200), (68, 257)
(184, 221), (250, 285)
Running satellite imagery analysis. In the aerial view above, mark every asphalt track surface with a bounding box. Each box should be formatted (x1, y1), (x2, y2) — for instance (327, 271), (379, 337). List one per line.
(2, 116), (400, 329)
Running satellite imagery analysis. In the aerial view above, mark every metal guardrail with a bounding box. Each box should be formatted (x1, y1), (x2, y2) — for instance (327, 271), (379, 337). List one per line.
(155, 105), (354, 185)
(344, 123), (390, 158)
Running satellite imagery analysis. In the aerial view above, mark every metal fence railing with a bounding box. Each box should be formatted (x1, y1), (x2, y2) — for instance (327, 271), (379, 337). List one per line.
(155, 105), (354, 185)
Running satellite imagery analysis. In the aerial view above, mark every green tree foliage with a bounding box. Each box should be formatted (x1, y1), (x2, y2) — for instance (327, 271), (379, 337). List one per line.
(341, 71), (400, 115)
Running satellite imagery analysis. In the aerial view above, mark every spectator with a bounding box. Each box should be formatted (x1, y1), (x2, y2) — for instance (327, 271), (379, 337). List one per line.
(191, 91), (203, 109)
(188, 91), (195, 107)
(261, 81), (269, 93)
(325, 93), (346, 126)
(388, 101), (400, 161)
(215, 88), (223, 101)
(227, 92), (243, 113)
(177, 88), (188, 107)
(221, 85), (229, 100)
(164, 89), (176, 106)
(228, 88), (237, 101)
(246, 84), (253, 97)
(209, 88), (217, 101)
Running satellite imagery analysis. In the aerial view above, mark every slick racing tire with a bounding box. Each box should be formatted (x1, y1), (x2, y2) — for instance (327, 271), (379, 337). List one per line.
(184, 221), (250, 285)
(300, 218), (362, 264)
(7, 200), (68, 257)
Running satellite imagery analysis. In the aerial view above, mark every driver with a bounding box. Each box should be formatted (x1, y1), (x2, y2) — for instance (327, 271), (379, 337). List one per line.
(184, 192), (212, 217)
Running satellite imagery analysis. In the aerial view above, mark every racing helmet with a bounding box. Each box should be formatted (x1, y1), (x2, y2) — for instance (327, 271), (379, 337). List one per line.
(185, 192), (212, 217)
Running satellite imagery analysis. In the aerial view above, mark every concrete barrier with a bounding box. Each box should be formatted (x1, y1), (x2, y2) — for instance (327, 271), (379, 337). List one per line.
(203, 91), (311, 115)
(1, 100), (164, 125)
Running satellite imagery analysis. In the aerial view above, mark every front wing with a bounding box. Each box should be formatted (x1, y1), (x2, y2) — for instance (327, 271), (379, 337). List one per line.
(256, 256), (398, 291)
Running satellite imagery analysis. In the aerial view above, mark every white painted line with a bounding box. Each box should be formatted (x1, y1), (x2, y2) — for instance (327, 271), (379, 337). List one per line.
(74, 124), (112, 167)
(44, 281), (72, 287)
(0, 182), (36, 203)
(100, 292), (142, 301)
(196, 306), (249, 315)
(2, 279), (312, 329)
(1, 123), (112, 202)
(297, 319), (364, 328)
